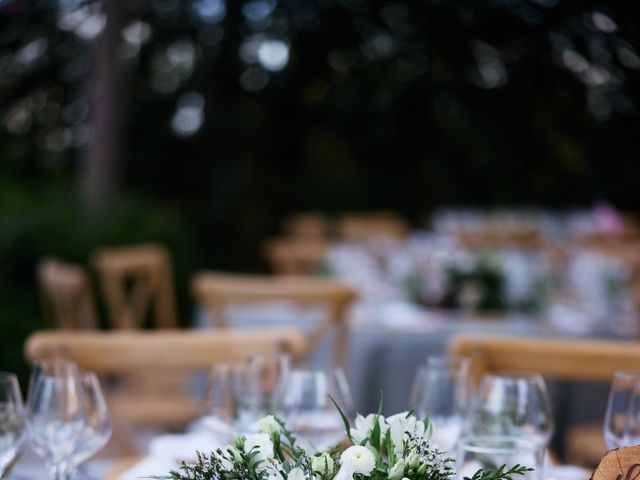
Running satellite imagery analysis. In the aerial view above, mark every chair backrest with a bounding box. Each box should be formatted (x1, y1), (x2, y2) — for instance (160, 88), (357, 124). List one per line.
(448, 335), (640, 386)
(264, 237), (329, 275)
(24, 328), (307, 374)
(454, 227), (543, 250)
(91, 244), (178, 329)
(37, 257), (98, 330)
(336, 211), (408, 241)
(191, 272), (357, 367)
(284, 213), (331, 240)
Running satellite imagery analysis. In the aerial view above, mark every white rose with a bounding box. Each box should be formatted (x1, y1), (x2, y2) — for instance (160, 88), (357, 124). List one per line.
(259, 415), (282, 435)
(351, 414), (388, 444)
(341, 445), (376, 475)
(311, 453), (334, 474)
(244, 433), (274, 465)
(288, 466), (306, 480)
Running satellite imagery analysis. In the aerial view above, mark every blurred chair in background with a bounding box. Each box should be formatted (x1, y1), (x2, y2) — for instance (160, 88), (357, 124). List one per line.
(283, 212), (332, 240)
(91, 244), (178, 329)
(448, 335), (640, 468)
(24, 328), (306, 453)
(264, 237), (328, 275)
(336, 211), (408, 241)
(191, 272), (357, 368)
(37, 257), (99, 330)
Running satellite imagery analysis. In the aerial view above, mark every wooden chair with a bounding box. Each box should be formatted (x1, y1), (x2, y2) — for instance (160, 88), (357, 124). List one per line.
(91, 244), (178, 329)
(37, 257), (99, 330)
(264, 237), (329, 275)
(336, 211), (408, 241)
(284, 212), (332, 240)
(24, 328), (307, 452)
(448, 335), (640, 468)
(191, 272), (357, 368)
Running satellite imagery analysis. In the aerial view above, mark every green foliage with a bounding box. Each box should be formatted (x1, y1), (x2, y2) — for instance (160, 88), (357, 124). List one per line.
(463, 464), (533, 480)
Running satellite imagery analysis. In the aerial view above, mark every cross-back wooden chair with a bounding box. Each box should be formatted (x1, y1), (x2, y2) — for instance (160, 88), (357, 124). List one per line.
(284, 212), (332, 240)
(264, 237), (329, 275)
(25, 328), (307, 452)
(448, 335), (640, 468)
(191, 272), (357, 368)
(336, 211), (408, 241)
(91, 244), (178, 329)
(37, 257), (99, 330)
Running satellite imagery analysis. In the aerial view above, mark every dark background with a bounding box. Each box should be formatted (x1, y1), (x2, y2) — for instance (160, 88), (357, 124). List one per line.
(1, 0), (639, 378)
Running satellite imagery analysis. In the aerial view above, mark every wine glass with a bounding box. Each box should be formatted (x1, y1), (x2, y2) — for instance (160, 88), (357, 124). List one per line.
(467, 373), (554, 448)
(242, 354), (291, 421)
(27, 361), (85, 480)
(456, 436), (544, 480)
(66, 371), (111, 480)
(273, 369), (349, 452)
(411, 356), (470, 451)
(604, 371), (640, 449)
(0, 373), (26, 478)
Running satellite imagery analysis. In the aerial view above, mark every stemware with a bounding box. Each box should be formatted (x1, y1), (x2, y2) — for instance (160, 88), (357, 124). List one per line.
(243, 354), (291, 416)
(604, 371), (640, 449)
(67, 371), (111, 480)
(456, 435), (544, 480)
(27, 361), (85, 480)
(0, 373), (26, 478)
(273, 369), (351, 452)
(202, 363), (241, 425)
(466, 373), (554, 448)
(410, 356), (470, 451)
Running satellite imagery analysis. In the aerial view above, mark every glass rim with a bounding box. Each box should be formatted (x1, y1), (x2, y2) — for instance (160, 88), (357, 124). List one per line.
(483, 371), (545, 382)
(427, 356), (471, 367)
(458, 435), (543, 454)
(0, 371), (18, 381)
(612, 371), (640, 380)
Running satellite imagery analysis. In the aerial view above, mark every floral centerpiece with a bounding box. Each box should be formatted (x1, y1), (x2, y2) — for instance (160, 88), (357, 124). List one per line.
(157, 404), (531, 480)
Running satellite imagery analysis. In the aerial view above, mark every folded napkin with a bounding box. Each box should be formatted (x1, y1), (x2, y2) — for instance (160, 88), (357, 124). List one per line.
(118, 431), (225, 480)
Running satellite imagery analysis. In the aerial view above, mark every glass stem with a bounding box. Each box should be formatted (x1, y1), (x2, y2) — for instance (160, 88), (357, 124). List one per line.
(48, 462), (70, 480)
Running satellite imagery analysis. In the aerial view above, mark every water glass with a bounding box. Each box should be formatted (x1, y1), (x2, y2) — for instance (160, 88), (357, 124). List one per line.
(273, 369), (350, 452)
(67, 371), (111, 479)
(27, 361), (85, 480)
(244, 354), (291, 415)
(467, 373), (553, 447)
(0, 373), (26, 478)
(456, 436), (544, 480)
(604, 371), (640, 449)
(410, 356), (470, 451)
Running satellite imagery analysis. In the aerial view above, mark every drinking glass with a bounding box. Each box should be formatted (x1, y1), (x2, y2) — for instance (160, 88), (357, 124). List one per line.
(467, 373), (554, 448)
(241, 354), (291, 423)
(67, 372), (111, 480)
(27, 361), (85, 480)
(411, 356), (470, 451)
(604, 371), (640, 449)
(0, 373), (26, 478)
(456, 436), (544, 480)
(203, 363), (241, 424)
(273, 369), (349, 452)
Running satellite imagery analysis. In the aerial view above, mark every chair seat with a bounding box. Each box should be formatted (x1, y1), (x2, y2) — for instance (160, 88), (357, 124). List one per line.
(564, 422), (607, 468)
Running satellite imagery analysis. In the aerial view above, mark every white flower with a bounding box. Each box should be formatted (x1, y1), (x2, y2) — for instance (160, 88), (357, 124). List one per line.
(244, 433), (274, 464)
(312, 453), (334, 474)
(288, 466), (305, 480)
(259, 415), (282, 435)
(387, 459), (405, 480)
(351, 414), (388, 444)
(341, 445), (376, 475)
(386, 412), (425, 455)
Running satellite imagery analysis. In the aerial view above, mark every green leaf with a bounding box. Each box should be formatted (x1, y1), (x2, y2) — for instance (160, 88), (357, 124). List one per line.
(329, 395), (353, 443)
(370, 413), (381, 450)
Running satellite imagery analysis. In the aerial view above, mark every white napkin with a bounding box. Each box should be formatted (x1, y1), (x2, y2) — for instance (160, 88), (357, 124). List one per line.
(118, 431), (225, 480)
(548, 465), (591, 480)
